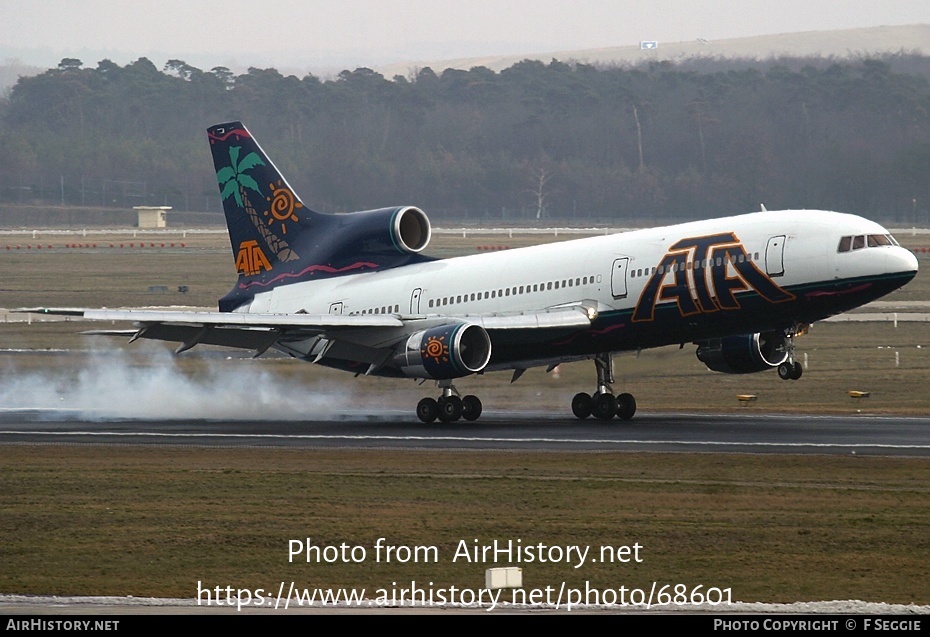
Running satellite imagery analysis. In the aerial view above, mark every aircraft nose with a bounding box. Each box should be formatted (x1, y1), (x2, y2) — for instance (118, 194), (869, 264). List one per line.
(895, 247), (919, 275)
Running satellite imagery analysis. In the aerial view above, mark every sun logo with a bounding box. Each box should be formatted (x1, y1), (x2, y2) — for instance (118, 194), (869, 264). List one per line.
(421, 335), (449, 365)
(264, 180), (303, 235)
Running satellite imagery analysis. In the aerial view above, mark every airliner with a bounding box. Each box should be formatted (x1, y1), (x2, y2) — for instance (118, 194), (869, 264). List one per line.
(32, 121), (919, 423)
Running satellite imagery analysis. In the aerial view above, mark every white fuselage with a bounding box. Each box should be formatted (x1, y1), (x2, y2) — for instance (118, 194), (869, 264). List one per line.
(241, 210), (917, 330)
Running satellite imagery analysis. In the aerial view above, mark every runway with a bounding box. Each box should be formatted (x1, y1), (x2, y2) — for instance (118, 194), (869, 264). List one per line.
(2, 410), (930, 456)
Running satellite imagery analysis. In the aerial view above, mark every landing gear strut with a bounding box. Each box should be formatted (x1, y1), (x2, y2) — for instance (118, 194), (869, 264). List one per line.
(416, 381), (482, 423)
(572, 352), (637, 421)
(777, 324), (806, 381)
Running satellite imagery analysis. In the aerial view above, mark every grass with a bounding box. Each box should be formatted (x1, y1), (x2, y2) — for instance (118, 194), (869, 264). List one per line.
(2, 447), (929, 603)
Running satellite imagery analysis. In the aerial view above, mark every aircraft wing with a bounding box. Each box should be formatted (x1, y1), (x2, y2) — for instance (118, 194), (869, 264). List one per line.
(18, 305), (594, 361)
(25, 308), (404, 328)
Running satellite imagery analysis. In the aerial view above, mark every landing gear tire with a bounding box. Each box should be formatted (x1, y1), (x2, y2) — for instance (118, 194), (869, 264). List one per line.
(461, 395), (482, 421)
(616, 393), (637, 421)
(416, 397), (438, 423)
(593, 393), (618, 420)
(571, 392), (593, 420)
(778, 361), (803, 381)
(437, 395), (463, 423)
(778, 362), (793, 380)
(578, 353), (639, 421)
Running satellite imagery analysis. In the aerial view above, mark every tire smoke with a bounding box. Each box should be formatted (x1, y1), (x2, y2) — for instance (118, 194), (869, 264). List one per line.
(0, 344), (356, 421)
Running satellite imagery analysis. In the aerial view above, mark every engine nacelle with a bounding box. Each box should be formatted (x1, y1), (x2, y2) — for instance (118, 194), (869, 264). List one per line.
(327, 205), (430, 257)
(390, 206), (431, 254)
(395, 323), (492, 380)
(695, 331), (789, 374)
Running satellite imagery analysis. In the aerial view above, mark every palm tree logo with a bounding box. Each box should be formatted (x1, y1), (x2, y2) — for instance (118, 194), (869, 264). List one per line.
(216, 146), (264, 207)
(216, 146), (298, 263)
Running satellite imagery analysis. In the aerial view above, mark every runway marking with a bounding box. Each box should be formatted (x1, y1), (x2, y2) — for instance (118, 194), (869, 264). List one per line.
(2, 430), (929, 450)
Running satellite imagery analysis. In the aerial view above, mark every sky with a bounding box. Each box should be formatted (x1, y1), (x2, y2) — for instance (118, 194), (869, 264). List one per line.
(2, 0), (929, 75)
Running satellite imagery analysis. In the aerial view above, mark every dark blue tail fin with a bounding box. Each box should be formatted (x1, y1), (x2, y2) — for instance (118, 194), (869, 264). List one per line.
(208, 121), (434, 312)
(207, 122), (317, 279)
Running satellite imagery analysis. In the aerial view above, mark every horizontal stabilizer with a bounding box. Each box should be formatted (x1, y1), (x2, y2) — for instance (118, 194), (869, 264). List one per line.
(80, 330), (139, 337)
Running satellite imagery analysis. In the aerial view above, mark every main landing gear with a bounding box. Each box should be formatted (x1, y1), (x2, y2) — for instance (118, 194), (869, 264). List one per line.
(571, 352), (637, 421)
(416, 381), (482, 423)
(776, 324), (806, 381)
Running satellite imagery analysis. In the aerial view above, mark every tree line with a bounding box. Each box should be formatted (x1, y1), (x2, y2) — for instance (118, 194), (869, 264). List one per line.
(0, 53), (928, 224)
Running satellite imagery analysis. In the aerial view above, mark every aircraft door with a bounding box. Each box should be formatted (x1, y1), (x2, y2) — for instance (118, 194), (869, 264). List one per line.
(329, 302), (343, 314)
(610, 257), (630, 299)
(410, 288), (422, 314)
(765, 235), (786, 277)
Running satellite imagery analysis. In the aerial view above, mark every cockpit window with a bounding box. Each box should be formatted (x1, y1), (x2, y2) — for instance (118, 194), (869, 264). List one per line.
(838, 233), (899, 253)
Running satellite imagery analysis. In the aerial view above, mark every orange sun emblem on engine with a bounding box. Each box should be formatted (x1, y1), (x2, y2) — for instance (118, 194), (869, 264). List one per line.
(422, 335), (449, 365)
(264, 180), (303, 234)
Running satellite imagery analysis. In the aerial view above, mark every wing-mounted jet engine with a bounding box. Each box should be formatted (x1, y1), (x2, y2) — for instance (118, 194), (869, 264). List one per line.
(695, 329), (803, 380)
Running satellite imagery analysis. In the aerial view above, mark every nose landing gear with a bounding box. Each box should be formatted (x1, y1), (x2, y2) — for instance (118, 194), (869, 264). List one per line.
(777, 324), (807, 381)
